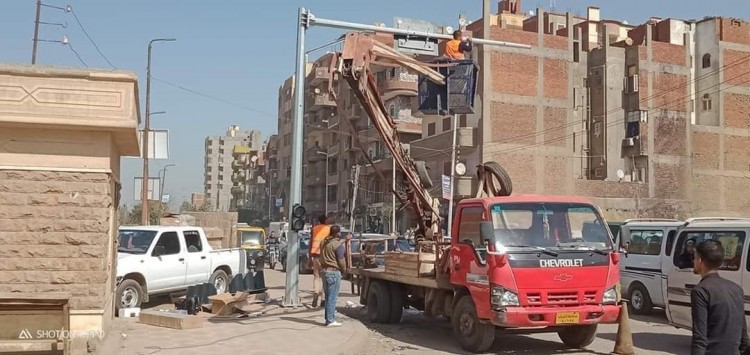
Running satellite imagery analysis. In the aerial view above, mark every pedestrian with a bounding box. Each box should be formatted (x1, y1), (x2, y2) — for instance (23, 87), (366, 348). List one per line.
(444, 30), (473, 61)
(309, 214), (330, 307)
(319, 225), (347, 327)
(691, 239), (749, 354)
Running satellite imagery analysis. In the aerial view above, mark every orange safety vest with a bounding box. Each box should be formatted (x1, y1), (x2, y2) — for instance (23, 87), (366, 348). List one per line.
(444, 39), (465, 60)
(310, 224), (330, 255)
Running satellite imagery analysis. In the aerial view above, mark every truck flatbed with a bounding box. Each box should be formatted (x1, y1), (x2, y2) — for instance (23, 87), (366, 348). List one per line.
(349, 267), (453, 290)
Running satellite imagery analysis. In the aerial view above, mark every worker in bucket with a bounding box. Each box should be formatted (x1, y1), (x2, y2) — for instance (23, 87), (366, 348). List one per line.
(444, 30), (473, 61)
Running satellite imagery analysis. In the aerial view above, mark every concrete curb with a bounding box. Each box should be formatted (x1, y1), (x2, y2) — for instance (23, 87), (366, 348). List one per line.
(337, 311), (373, 354)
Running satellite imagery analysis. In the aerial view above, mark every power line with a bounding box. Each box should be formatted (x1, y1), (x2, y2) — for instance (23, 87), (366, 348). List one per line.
(66, 42), (88, 67)
(69, 9), (115, 69)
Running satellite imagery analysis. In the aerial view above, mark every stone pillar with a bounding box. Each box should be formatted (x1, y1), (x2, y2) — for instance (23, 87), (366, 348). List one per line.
(0, 64), (140, 347)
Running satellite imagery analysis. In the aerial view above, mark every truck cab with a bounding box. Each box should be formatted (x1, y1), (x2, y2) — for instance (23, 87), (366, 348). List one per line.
(450, 195), (621, 349)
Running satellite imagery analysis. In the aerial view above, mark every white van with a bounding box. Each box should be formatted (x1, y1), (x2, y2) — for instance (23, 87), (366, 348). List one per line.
(665, 217), (750, 329)
(615, 219), (683, 314)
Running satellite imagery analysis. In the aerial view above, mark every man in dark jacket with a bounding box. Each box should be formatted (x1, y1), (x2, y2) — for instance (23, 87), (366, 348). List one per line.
(691, 239), (749, 354)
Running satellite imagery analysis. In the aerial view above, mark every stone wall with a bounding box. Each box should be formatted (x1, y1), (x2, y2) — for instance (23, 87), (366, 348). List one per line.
(0, 170), (115, 313)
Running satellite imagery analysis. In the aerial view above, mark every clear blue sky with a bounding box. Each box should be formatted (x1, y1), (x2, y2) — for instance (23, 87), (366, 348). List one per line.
(1, 0), (745, 208)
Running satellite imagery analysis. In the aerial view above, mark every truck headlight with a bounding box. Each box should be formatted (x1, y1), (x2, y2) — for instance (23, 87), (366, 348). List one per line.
(491, 285), (519, 310)
(603, 287), (618, 305)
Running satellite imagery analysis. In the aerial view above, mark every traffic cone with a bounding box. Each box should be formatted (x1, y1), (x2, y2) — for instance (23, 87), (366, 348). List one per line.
(612, 300), (635, 355)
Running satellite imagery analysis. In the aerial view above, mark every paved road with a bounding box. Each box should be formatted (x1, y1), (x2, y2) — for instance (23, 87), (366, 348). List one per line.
(132, 268), (691, 355)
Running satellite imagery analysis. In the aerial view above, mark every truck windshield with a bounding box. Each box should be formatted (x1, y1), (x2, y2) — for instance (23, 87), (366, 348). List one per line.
(240, 231), (263, 245)
(490, 203), (612, 251)
(118, 230), (158, 254)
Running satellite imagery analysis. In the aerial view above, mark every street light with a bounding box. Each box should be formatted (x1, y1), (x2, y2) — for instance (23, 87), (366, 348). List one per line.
(141, 38), (176, 225)
(316, 150), (330, 215)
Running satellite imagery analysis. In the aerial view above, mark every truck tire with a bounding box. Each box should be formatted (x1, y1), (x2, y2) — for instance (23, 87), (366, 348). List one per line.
(628, 283), (653, 315)
(366, 281), (391, 323)
(452, 296), (495, 353)
(557, 324), (597, 349)
(414, 161), (433, 189)
(209, 270), (229, 294)
(116, 279), (144, 311)
(387, 282), (404, 324)
(482, 161), (513, 196)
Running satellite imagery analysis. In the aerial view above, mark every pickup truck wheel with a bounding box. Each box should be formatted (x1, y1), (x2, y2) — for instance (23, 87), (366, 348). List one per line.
(210, 270), (229, 294)
(116, 279), (143, 310)
(366, 281), (391, 323)
(628, 283), (653, 315)
(557, 324), (597, 349)
(386, 282), (404, 324)
(452, 296), (495, 353)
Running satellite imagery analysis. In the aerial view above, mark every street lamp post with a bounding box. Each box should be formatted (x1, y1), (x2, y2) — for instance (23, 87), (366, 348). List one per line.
(159, 163), (175, 202)
(141, 38), (175, 225)
(316, 149), (330, 216)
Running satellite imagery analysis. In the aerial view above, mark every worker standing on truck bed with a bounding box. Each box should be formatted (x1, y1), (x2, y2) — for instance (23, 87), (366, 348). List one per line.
(444, 30), (473, 60)
(320, 225), (346, 327)
(309, 215), (330, 308)
(690, 239), (749, 354)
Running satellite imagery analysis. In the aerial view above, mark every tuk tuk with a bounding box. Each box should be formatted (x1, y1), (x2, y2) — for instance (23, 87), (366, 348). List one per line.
(236, 224), (266, 270)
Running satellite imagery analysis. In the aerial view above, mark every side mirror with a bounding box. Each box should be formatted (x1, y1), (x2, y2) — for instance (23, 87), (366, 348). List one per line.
(152, 246), (166, 257)
(480, 221), (496, 246)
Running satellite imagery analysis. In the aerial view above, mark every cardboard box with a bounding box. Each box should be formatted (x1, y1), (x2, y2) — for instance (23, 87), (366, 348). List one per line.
(139, 310), (204, 330)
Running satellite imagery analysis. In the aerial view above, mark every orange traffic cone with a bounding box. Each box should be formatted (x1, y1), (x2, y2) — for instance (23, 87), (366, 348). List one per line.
(612, 300), (635, 355)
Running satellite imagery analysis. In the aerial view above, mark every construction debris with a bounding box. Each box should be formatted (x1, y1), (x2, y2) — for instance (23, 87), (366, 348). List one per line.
(208, 291), (270, 316)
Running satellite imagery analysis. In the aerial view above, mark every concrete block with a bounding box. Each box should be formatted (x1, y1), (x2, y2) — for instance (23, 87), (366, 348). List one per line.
(118, 307), (140, 318)
(139, 310), (204, 330)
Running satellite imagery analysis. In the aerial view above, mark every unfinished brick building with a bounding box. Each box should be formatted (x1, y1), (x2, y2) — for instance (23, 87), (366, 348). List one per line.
(464, 1), (750, 220)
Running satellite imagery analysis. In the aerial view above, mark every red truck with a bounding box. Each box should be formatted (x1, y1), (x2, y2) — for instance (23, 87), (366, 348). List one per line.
(350, 194), (621, 352)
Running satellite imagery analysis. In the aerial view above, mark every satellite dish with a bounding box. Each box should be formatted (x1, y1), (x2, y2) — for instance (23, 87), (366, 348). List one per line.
(251, 156), (258, 163)
(455, 162), (467, 176)
(445, 26), (454, 34)
(623, 20), (629, 25)
(458, 18), (467, 27)
(314, 88), (321, 94)
(616, 169), (625, 180)
(529, 10), (535, 16)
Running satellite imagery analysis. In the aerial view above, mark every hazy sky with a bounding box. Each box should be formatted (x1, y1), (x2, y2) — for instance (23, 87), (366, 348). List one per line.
(1, 0), (746, 208)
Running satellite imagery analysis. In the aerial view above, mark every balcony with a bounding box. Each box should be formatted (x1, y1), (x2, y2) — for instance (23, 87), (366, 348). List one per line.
(410, 127), (478, 159)
(379, 72), (418, 101)
(309, 92), (336, 111)
(309, 67), (331, 86)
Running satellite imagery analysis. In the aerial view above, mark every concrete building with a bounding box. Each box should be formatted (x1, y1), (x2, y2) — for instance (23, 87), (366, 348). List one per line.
(0, 64), (140, 352)
(230, 144), (266, 220)
(265, 134), (280, 220)
(204, 125), (262, 212)
(190, 192), (206, 210)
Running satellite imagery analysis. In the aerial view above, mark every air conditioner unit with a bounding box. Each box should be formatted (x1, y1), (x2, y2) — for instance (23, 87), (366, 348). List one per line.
(622, 138), (635, 147)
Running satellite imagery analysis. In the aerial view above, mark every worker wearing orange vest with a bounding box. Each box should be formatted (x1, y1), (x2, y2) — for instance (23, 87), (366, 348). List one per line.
(444, 30), (473, 61)
(309, 215), (331, 308)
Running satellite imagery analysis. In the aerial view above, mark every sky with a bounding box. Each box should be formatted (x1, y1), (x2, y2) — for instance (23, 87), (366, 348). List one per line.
(1, 0), (747, 209)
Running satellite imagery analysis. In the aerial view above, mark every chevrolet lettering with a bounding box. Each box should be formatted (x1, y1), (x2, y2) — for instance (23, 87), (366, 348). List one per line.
(540, 259), (584, 268)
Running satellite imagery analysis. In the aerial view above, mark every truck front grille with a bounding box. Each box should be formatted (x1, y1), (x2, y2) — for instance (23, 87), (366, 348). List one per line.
(523, 290), (600, 307)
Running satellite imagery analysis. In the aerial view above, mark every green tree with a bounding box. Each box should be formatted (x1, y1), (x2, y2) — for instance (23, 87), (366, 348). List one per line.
(121, 202), (167, 225)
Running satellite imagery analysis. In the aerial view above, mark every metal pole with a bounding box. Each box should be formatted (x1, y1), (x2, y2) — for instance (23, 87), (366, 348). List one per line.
(391, 157), (396, 234)
(481, 0), (491, 163)
(349, 165), (360, 232)
(307, 11), (531, 49)
(160, 164), (174, 202)
(268, 172), (273, 220)
(324, 152), (329, 216)
(284, 7), (306, 307)
(447, 114), (458, 235)
(32, 0), (41, 64)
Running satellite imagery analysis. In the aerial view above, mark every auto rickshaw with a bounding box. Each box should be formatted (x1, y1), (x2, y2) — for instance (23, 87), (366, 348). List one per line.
(236, 224), (266, 271)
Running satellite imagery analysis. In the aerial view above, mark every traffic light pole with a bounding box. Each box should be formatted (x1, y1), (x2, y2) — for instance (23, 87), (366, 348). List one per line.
(285, 6), (530, 307)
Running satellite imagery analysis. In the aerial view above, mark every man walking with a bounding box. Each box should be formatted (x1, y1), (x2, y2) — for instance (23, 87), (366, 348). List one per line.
(309, 215), (330, 307)
(691, 239), (749, 354)
(320, 225), (346, 327)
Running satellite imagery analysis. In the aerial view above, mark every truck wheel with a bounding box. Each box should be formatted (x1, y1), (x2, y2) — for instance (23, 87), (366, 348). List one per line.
(557, 324), (597, 349)
(366, 281), (391, 323)
(209, 270), (229, 294)
(116, 279), (143, 311)
(482, 161), (513, 196)
(387, 282), (404, 324)
(628, 283), (653, 315)
(452, 296), (495, 353)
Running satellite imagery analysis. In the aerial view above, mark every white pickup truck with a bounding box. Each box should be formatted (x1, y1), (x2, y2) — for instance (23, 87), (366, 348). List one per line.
(116, 226), (245, 310)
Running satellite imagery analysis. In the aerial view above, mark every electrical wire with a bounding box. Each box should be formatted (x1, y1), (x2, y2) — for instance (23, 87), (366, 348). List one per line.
(70, 9), (116, 69)
(66, 42), (88, 67)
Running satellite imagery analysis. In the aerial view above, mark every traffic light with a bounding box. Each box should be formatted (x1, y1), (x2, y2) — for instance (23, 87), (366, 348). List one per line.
(291, 204), (306, 231)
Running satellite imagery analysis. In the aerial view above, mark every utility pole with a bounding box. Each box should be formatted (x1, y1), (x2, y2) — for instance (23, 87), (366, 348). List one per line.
(32, 0), (41, 64)
(159, 164), (175, 202)
(447, 114), (458, 234)
(349, 165), (360, 232)
(316, 149), (330, 215)
(141, 38), (175, 225)
(391, 158), (396, 234)
(268, 171), (274, 220)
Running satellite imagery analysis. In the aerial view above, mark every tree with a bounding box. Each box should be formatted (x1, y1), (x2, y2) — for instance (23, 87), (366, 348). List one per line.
(179, 200), (214, 213)
(120, 202), (167, 226)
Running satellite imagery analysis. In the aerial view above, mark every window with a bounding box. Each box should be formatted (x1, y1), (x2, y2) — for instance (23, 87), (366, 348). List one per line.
(458, 206), (485, 246)
(702, 54), (711, 68)
(427, 122), (436, 136)
(184, 231), (203, 253)
(702, 94), (712, 111)
(152, 232), (181, 256)
(626, 230), (664, 255)
(672, 231), (745, 271)
(327, 188), (337, 202)
(442, 117), (452, 132)
(459, 115), (468, 128)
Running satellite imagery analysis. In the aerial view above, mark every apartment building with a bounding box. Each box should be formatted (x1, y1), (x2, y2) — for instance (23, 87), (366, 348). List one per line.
(265, 134), (280, 220)
(229, 145), (266, 216)
(204, 125), (262, 211)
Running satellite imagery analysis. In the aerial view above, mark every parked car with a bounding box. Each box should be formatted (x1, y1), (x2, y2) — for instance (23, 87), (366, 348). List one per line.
(116, 226), (245, 311)
(280, 231), (312, 274)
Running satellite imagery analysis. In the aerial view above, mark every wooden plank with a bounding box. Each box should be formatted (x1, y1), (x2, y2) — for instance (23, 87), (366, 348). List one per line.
(138, 310), (204, 330)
